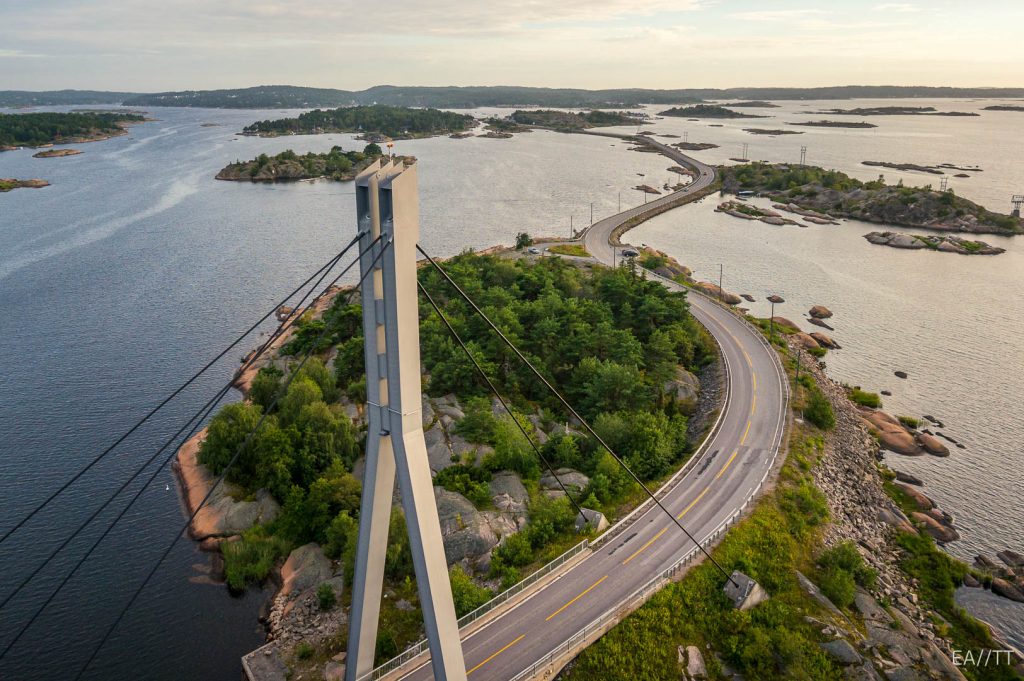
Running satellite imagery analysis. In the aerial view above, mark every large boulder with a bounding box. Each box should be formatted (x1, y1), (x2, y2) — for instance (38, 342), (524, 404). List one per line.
(809, 332), (841, 349)
(997, 550), (1024, 568)
(793, 332), (821, 350)
(678, 645), (707, 679)
(280, 543), (333, 599)
(770, 316), (801, 332)
(860, 409), (921, 455)
(540, 468), (590, 493)
(895, 483), (934, 511)
(911, 512), (960, 543)
(918, 433), (950, 457)
(489, 471), (529, 523)
(809, 305), (833, 319)
(820, 639), (861, 666)
(434, 487), (518, 567)
(991, 578), (1024, 603)
(695, 282), (742, 305)
(664, 367), (701, 404)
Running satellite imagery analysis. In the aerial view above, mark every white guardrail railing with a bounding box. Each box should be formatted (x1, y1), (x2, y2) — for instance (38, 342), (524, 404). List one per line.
(360, 249), (790, 681)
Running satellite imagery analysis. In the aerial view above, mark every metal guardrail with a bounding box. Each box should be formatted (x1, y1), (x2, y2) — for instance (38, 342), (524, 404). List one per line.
(357, 539), (590, 681)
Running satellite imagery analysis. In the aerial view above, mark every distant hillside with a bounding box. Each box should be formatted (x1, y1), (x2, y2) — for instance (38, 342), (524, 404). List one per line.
(241, 105), (474, 139)
(126, 85), (355, 109)
(7, 85), (1024, 110)
(0, 90), (137, 107)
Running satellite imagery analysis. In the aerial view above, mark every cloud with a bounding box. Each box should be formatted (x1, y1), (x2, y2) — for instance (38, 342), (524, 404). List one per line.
(728, 9), (826, 22)
(0, 48), (45, 58)
(873, 3), (921, 11)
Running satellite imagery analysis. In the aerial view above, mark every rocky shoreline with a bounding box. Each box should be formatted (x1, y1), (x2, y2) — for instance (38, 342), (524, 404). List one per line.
(32, 148), (82, 158)
(0, 178), (50, 192)
(864, 231), (1005, 255)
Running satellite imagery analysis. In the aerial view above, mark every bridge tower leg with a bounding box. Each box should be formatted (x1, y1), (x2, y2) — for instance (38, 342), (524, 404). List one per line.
(346, 159), (467, 681)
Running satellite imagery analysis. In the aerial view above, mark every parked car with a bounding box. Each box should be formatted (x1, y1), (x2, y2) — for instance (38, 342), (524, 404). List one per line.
(527, 247), (541, 254)
(621, 249), (639, 257)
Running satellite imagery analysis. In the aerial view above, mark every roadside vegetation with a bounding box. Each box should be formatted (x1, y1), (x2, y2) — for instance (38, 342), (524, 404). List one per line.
(546, 243), (589, 257)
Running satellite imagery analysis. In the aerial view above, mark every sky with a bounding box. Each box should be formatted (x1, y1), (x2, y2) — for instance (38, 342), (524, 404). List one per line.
(1, 0), (1022, 92)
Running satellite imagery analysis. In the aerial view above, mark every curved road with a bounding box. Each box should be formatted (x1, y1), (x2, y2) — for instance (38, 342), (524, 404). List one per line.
(398, 138), (788, 681)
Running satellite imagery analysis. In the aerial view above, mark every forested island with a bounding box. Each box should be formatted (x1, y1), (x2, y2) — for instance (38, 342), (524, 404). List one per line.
(215, 144), (388, 182)
(659, 105), (767, 119)
(507, 109), (642, 131)
(721, 100), (778, 108)
(814, 106), (978, 116)
(721, 162), (1023, 234)
(241, 105), (474, 139)
(180, 252), (717, 671)
(790, 120), (877, 129)
(983, 105), (1024, 112)
(0, 111), (146, 148)
(1, 178), (50, 192)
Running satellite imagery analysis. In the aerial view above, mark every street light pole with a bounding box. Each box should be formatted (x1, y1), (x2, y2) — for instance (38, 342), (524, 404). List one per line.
(570, 214), (573, 239)
(618, 192), (621, 213)
(590, 202), (594, 226)
(718, 264), (723, 304)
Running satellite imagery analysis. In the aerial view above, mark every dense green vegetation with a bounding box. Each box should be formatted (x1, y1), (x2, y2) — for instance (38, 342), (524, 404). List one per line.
(658, 104), (766, 119)
(0, 111), (144, 147)
(201, 253), (716, 661)
(565, 423), (838, 681)
(848, 388), (882, 409)
(0, 90), (137, 107)
(216, 144), (385, 182)
(508, 109), (641, 131)
(721, 162), (1023, 234)
(241, 105), (474, 139)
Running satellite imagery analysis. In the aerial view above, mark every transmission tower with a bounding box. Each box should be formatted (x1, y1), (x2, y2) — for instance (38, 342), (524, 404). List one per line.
(741, 142), (749, 160)
(1012, 194), (1023, 217)
(799, 146), (807, 166)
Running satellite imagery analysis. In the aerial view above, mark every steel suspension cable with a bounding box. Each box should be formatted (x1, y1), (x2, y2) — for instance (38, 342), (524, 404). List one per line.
(70, 237), (389, 681)
(0, 242), (359, 657)
(417, 245), (738, 587)
(0, 240), (359, 547)
(417, 282), (586, 521)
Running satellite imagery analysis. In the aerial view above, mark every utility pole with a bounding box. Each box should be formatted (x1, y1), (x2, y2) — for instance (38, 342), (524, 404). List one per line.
(346, 159), (467, 681)
(1013, 194), (1023, 218)
(570, 214), (574, 238)
(683, 131), (689, 143)
(767, 295), (784, 342)
(940, 176), (949, 193)
(742, 143), (749, 161)
(618, 191), (622, 213)
(590, 201), (594, 226)
(718, 264), (724, 303)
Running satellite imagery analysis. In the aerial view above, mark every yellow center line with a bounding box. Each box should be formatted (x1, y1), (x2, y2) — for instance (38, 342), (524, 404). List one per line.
(467, 634), (525, 675)
(740, 420), (751, 445)
(677, 486), (710, 519)
(715, 449), (738, 480)
(752, 372), (757, 391)
(751, 393), (757, 416)
(622, 527), (667, 565)
(546, 575), (609, 621)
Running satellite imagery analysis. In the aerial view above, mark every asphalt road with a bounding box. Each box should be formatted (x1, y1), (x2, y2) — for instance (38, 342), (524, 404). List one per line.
(399, 137), (787, 681)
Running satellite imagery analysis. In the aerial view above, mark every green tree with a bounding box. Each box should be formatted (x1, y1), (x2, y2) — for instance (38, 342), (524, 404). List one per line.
(249, 366), (284, 412)
(515, 232), (533, 250)
(449, 566), (493, 617)
(363, 142), (383, 157)
(198, 401), (263, 475)
(803, 388), (835, 430)
(278, 377), (323, 426)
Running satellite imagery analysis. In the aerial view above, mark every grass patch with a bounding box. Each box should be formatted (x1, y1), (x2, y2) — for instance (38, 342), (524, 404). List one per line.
(221, 525), (292, 593)
(898, 415), (920, 429)
(547, 243), (590, 257)
(849, 388), (882, 409)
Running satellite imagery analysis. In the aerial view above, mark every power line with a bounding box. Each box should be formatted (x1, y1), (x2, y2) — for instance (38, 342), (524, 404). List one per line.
(0, 242), (359, 656)
(0, 243), (358, 548)
(417, 245), (738, 587)
(417, 282), (585, 521)
(0, 241), (354, 618)
(70, 237), (389, 681)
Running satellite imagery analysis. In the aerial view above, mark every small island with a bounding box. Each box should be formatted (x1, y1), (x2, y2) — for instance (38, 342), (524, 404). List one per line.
(33, 148), (83, 158)
(862, 161), (944, 175)
(672, 141), (718, 151)
(658, 105), (768, 119)
(743, 128), (804, 136)
(0, 111), (148, 148)
(216, 144), (395, 183)
(983, 105), (1024, 112)
(720, 162), (1023, 235)
(507, 109), (643, 131)
(241, 105), (475, 140)
(715, 200), (797, 226)
(1, 178), (50, 192)
(789, 120), (877, 129)
(864, 231), (1005, 255)
(815, 106), (978, 117)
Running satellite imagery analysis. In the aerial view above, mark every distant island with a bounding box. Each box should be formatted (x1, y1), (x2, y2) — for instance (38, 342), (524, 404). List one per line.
(33, 148), (82, 158)
(10, 85), (1024, 109)
(743, 128), (804, 136)
(507, 109), (642, 131)
(241, 105), (473, 140)
(720, 162), (1022, 235)
(983, 105), (1024, 112)
(814, 106), (978, 117)
(673, 141), (718, 151)
(864, 231), (1005, 255)
(722, 100), (779, 108)
(216, 144), (393, 182)
(659, 105), (768, 119)
(1, 178), (50, 192)
(789, 120), (877, 129)
(0, 111), (147, 148)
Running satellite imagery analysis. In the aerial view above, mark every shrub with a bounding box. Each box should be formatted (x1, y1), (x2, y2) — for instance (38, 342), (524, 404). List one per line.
(817, 541), (877, 590)
(898, 416), (920, 429)
(434, 465), (492, 507)
(803, 388), (835, 430)
(221, 526), (292, 592)
(450, 565), (493, 617)
(493, 532), (533, 568)
(317, 583), (337, 610)
(295, 642), (315, 660)
(818, 566), (856, 609)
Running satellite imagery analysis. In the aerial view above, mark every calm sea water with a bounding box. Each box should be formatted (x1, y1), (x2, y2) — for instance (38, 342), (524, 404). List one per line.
(0, 100), (1021, 678)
